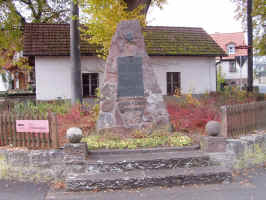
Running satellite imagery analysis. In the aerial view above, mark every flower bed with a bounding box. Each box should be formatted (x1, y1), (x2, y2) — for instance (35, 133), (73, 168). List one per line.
(82, 131), (192, 150)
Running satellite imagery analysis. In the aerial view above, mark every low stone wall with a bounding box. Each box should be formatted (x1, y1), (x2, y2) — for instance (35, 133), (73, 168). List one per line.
(0, 144), (200, 182)
(1, 132), (265, 182)
(203, 132), (266, 169)
(0, 149), (64, 182)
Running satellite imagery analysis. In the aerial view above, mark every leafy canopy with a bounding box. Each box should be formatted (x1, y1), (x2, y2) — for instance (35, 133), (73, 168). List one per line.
(80, 0), (166, 58)
(0, 0), (71, 74)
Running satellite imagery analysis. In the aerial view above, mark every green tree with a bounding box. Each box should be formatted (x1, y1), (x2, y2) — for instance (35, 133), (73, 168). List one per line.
(80, 0), (166, 58)
(0, 0), (71, 88)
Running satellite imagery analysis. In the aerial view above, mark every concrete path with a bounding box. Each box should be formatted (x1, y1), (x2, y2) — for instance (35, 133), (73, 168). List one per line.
(0, 166), (265, 200)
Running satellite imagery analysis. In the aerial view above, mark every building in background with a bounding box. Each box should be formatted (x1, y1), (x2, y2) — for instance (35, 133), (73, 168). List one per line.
(211, 32), (248, 88)
(0, 50), (35, 92)
(23, 23), (225, 100)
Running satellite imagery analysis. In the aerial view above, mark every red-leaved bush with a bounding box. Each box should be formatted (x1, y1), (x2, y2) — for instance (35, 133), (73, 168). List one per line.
(166, 89), (262, 134)
(167, 104), (220, 134)
(57, 104), (97, 146)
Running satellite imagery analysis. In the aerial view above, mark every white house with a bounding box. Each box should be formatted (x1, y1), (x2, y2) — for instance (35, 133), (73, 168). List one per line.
(23, 24), (225, 100)
(211, 32), (248, 87)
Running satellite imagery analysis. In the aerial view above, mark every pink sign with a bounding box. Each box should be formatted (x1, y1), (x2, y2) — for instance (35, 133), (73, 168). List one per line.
(16, 120), (49, 133)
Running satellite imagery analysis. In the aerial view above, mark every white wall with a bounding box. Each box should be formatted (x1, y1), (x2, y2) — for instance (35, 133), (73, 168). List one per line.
(151, 56), (216, 94)
(35, 56), (104, 100)
(35, 56), (216, 100)
(219, 60), (248, 80)
(0, 73), (9, 92)
(81, 56), (105, 88)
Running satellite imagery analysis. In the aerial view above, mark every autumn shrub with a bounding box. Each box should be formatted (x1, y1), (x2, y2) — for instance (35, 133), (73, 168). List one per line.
(57, 102), (98, 146)
(167, 103), (220, 134)
(11, 100), (98, 147)
(210, 86), (257, 106)
(167, 87), (261, 134)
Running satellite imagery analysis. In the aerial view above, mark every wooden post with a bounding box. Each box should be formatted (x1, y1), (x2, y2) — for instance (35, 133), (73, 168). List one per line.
(49, 113), (60, 148)
(4, 115), (9, 145)
(0, 115), (4, 146)
(12, 114), (17, 147)
(47, 113), (52, 148)
(36, 114), (41, 148)
(42, 114), (47, 148)
(18, 114), (23, 147)
(220, 106), (228, 138)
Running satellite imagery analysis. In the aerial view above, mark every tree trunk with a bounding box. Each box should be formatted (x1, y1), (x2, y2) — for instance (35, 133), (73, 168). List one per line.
(124, 0), (152, 15)
(247, 0), (253, 92)
(70, 0), (82, 104)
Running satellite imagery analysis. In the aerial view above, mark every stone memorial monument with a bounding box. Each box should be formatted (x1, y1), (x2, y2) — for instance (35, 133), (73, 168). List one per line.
(97, 20), (169, 133)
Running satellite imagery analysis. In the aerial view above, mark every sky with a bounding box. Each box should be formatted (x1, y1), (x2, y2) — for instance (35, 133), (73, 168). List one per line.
(147, 0), (243, 34)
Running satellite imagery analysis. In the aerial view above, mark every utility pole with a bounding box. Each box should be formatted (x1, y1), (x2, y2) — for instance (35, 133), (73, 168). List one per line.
(70, 0), (82, 104)
(247, 0), (253, 92)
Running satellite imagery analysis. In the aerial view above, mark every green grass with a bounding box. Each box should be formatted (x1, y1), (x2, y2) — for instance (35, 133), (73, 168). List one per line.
(82, 132), (192, 150)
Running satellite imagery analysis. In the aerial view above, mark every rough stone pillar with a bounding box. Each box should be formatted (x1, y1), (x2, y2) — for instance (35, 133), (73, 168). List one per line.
(64, 143), (88, 174)
(200, 136), (227, 153)
(97, 20), (169, 133)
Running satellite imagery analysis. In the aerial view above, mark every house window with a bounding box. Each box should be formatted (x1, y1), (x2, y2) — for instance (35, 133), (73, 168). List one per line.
(227, 44), (235, 55)
(229, 61), (237, 73)
(167, 72), (181, 96)
(82, 73), (99, 97)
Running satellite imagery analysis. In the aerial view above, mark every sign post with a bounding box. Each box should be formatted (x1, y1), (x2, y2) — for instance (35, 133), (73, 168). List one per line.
(235, 56), (248, 89)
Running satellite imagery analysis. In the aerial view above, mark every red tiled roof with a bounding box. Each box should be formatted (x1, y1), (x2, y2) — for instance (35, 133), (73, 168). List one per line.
(210, 32), (248, 60)
(23, 23), (226, 57)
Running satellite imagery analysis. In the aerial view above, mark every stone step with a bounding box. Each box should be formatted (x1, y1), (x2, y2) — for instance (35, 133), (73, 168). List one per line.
(66, 166), (232, 192)
(89, 145), (200, 155)
(85, 151), (211, 173)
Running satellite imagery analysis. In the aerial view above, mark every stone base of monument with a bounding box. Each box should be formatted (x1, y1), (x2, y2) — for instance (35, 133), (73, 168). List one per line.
(64, 143), (88, 162)
(200, 136), (227, 153)
(65, 149), (232, 192)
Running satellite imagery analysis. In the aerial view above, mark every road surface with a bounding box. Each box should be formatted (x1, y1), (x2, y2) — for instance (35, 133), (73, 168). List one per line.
(1, 166), (266, 200)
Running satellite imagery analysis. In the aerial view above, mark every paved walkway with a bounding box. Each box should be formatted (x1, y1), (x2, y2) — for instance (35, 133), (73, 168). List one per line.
(0, 166), (265, 200)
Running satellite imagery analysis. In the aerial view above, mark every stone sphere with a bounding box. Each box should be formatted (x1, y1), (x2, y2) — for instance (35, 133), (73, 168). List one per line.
(205, 121), (221, 136)
(66, 127), (83, 143)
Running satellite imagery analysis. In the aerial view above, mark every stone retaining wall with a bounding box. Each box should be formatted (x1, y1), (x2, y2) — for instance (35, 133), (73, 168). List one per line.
(0, 149), (64, 182)
(1, 132), (265, 182)
(0, 144), (200, 182)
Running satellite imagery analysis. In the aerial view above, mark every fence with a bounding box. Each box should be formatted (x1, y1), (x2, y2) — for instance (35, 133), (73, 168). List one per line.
(0, 113), (59, 149)
(221, 101), (266, 138)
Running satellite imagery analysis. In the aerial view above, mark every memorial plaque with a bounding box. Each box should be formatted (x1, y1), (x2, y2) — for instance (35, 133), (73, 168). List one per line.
(117, 56), (144, 97)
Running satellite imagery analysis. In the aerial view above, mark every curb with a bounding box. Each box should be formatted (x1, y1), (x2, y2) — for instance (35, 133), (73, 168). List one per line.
(88, 144), (200, 155)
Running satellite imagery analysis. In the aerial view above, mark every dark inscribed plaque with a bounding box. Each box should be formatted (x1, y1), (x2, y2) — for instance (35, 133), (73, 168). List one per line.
(117, 56), (144, 97)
